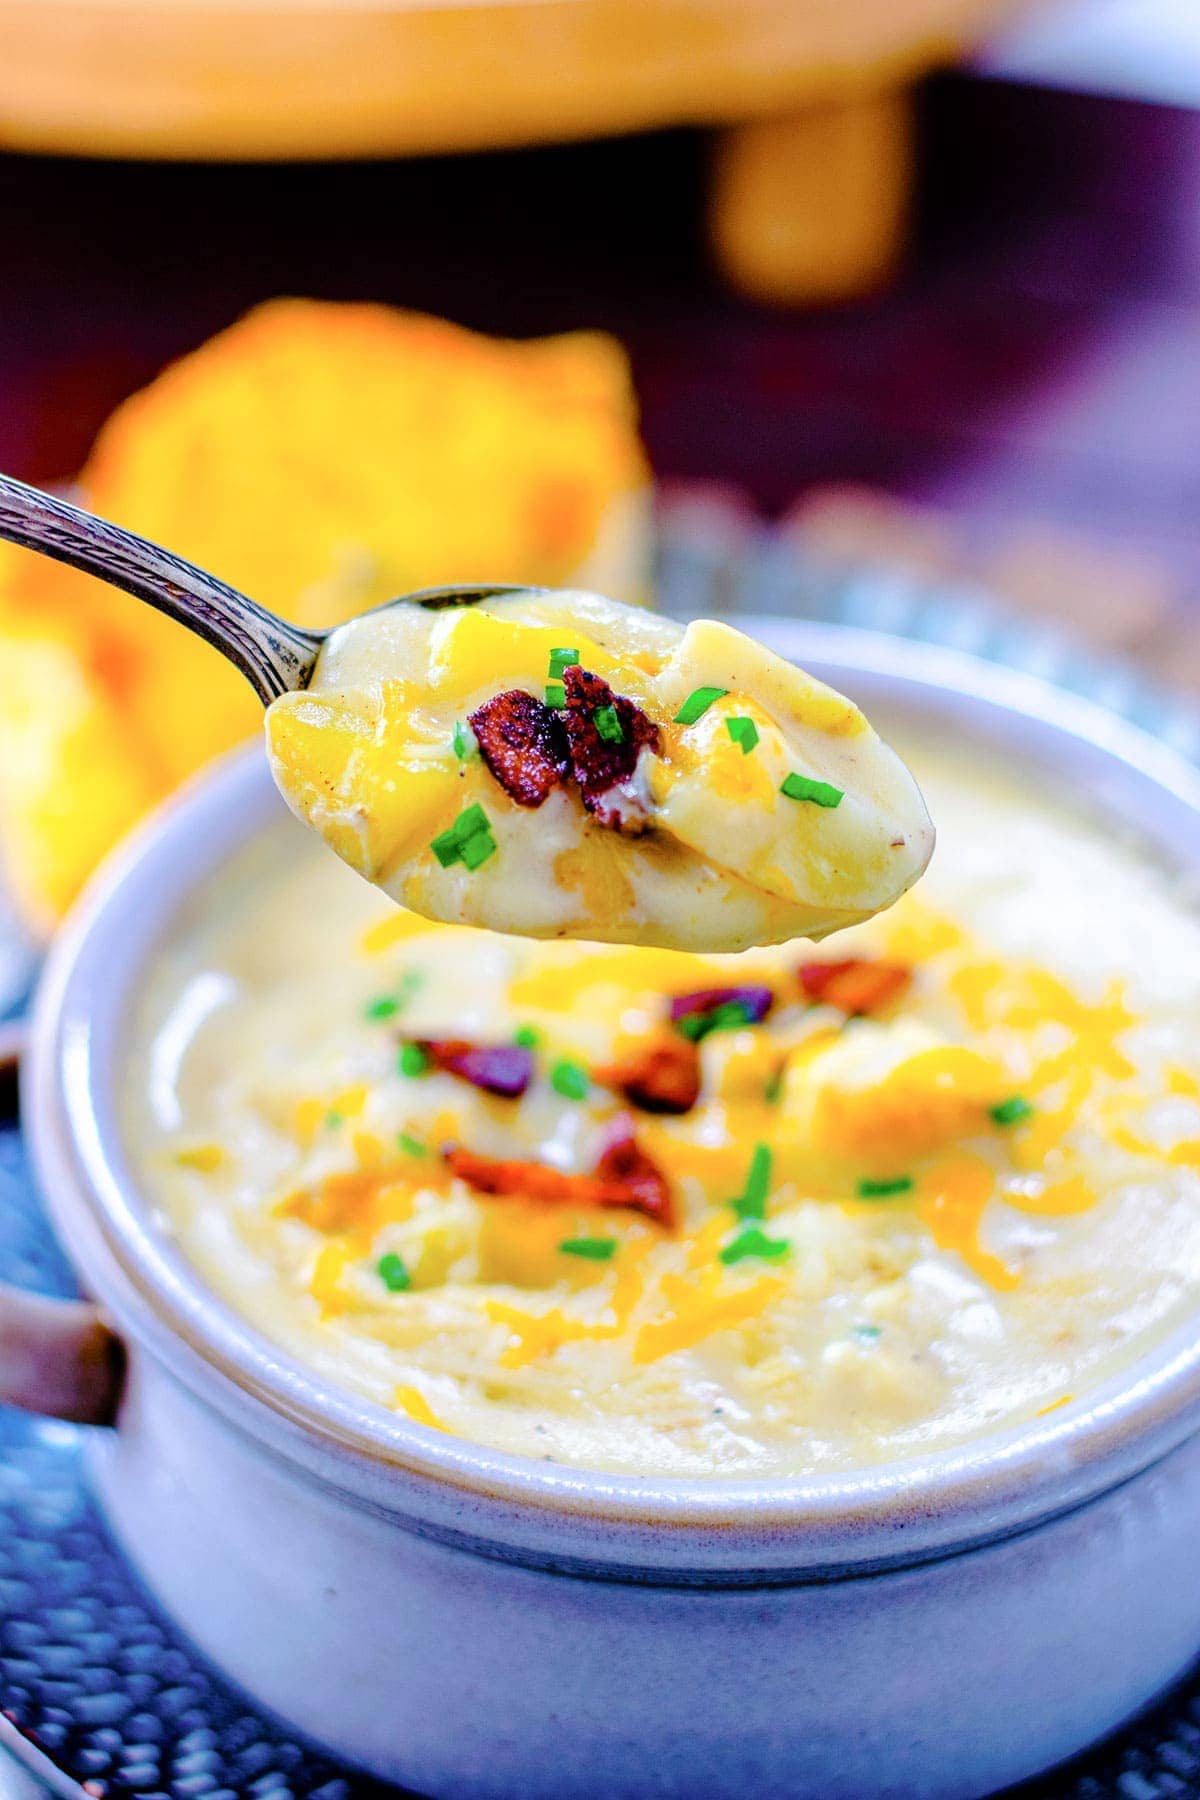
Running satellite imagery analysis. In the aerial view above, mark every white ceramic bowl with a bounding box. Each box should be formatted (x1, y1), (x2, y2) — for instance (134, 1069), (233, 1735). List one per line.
(17, 620), (1200, 1799)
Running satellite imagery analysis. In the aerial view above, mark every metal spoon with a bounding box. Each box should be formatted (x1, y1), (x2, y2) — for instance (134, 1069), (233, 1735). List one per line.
(0, 471), (534, 702)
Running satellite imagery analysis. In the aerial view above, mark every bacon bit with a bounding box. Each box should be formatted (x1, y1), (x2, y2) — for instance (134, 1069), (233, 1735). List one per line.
(594, 1036), (702, 1114)
(669, 985), (774, 1029)
(560, 664), (660, 833)
(798, 959), (911, 1016)
(468, 690), (568, 808)
(444, 1136), (674, 1227)
(594, 1131), (673, 1226)
(415, 1039), (534, 1098)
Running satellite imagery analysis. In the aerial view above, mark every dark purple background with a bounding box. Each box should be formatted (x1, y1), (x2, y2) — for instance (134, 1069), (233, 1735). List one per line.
(3, 75), (1200, 577)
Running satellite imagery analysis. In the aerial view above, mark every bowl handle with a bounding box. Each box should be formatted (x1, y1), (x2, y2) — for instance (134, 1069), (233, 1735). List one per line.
(0, 1023), (124, 1425)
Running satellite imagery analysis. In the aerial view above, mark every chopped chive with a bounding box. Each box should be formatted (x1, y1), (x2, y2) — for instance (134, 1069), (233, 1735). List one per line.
(399, 1043), (430, 1078)
(430, 827), (463, 867)
(452, 720), (475, 761)
(731, 1143), (773, 1220)
(559, 1236), (618, 1261)
(397, 968), (423, 1005)
(459, 829), (497, 871)
(365, 995), (400, 1022)
(377, 1252), (411, 1293)
(545, 681), (566, 709)
(763, 1065), (785, 1105)
(366, 969), (422, 1021)
(674, 686), (727, 726)
(431, 802), (494, 866)
(398, 1132), (427, 1157)
(725, 717), (759, 755)
(990, 1095), (1034, 1127)
(513, 1024), (541, 1049)
(550, 1059), (590, 1101)
(719, 1227), (790, 1266)
(325, 1110), (343, 1130)
(857, 1175), (913, 1200)
(548, 647), (579, 678)
(676, 999), (755, 1042)
(780, 772), (844, 809)
(593, 704), (624, 744)
(853, 1323), (883, 1343)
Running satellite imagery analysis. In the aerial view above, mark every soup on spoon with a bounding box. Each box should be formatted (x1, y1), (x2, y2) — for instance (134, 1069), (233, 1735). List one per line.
(265, 590), (934, 951)
(0, 478), (931, 953)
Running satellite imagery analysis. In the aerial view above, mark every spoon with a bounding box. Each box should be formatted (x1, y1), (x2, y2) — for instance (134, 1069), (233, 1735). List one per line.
(0, 471), (535, 701)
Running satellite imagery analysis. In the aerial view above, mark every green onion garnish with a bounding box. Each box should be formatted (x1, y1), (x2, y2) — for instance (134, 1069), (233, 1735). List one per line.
(559, 1236), (617, 1260)
(431, 828), (462, 868)
(731, 1143), (773, 1220)
(853, 1323), (883, 1343)
(431, 803), (495, 868)
(990, 1095), (1034, 1127)
(719, 1228), (790, 1266)
(377, 1252), (411, 1293)
(545, 681), (566, 709)
(780, 772), (844, 809)
(674, 686), (727, 726)
(763, 1066), (784, 1105)
(398, 1132), (427, 1157)
(676, 999), (755, 1041)
(459, 828), (497, 871)
(452, 720), (475, 761)
(325, 1111), (343, 1130)
(725, 717), (759, 755)
(857, 1175), (913, 1200)
(550, 1059), (590, 1101)
(366, 969), (422, 1022)
(548, 647), (579, 679)
(513, 1024), (540, 1049)
(593, 704), (624, 744)
(399, 1043), (430, 1078)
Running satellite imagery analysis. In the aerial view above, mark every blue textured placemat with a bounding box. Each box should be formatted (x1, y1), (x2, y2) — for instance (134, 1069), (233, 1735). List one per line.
(3, 530), (1200, 1799)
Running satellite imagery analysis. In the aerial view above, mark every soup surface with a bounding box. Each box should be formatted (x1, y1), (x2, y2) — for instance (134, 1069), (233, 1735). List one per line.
(265, 593), (932, 951)
(123, 737), (1200, 1476)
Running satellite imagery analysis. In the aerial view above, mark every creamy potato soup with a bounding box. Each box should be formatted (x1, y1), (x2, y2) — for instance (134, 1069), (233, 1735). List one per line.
(123, 741), (1200, 1476)
(265, 594), (933, 951)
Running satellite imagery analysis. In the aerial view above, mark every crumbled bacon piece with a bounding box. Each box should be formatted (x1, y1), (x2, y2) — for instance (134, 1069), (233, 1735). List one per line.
(593, 1131), (674, 1226)
(798, 959), (911, 1015)
(669, 985), (775, 1030)
(417, 1040), (534, 1098)
(468, 690), (568, 809)
(594, 1036), (702, 1114)
(444, 1132), (674, 1227)
(559, 664), (660, 833)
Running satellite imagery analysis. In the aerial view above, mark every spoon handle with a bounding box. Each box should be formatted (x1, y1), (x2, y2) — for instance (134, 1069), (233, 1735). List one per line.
(0, 472), (322, 702)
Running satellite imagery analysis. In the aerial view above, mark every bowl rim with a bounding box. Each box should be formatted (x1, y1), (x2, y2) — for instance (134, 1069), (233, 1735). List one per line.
(26, 618), (1200, 1571)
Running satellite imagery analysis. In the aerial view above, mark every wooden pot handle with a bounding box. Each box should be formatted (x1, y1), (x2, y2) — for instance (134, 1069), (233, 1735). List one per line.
(0, 1022), (124, 1425)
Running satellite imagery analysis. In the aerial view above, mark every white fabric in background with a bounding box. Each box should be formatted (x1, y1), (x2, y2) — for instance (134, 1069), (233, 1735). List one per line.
(979, 0), (1200, 108)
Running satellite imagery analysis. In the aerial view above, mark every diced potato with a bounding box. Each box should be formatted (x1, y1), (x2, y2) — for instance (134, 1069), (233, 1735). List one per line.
(266, 693), (461, 881)
(786, 1022), (1005, 1168)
